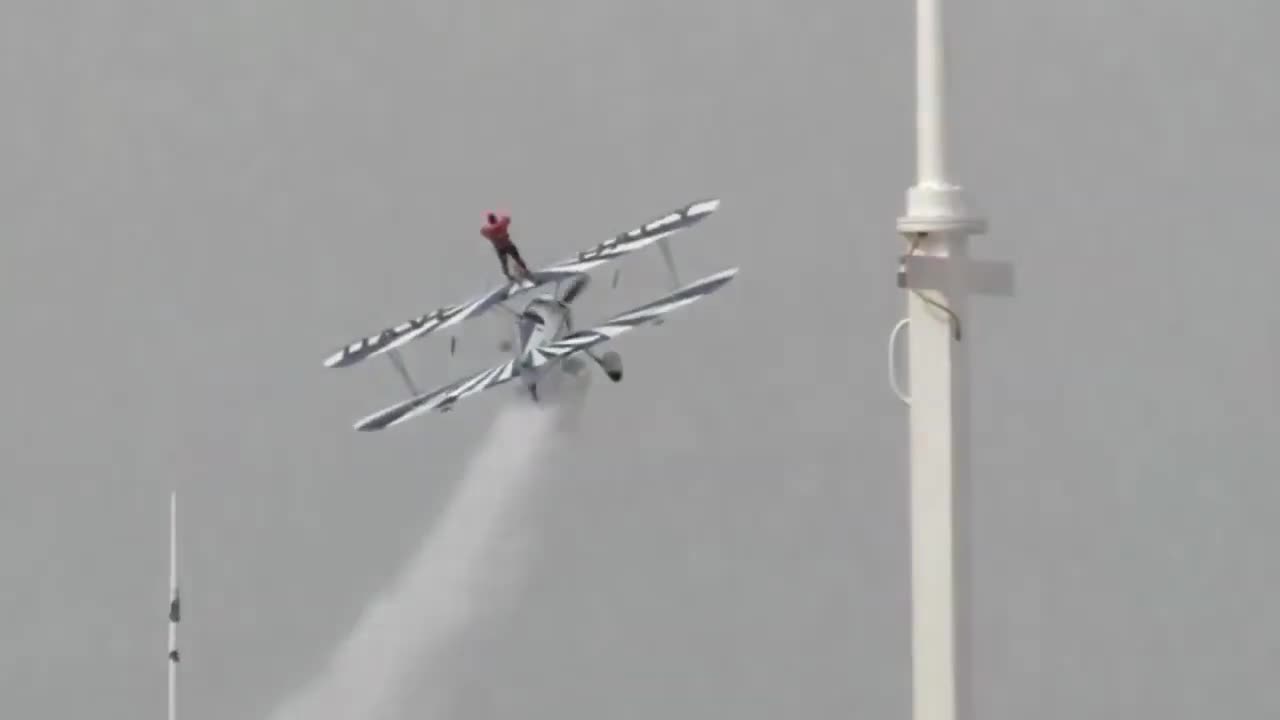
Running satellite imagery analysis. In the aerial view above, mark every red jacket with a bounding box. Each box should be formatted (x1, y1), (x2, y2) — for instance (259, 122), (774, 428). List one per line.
(481, 214), (512, 248)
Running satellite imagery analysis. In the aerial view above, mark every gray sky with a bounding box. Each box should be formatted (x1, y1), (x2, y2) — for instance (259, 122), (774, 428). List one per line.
(3, 1), (1278, 718)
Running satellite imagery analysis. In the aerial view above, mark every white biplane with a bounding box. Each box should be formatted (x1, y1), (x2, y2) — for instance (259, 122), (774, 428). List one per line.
(323, 198), (738, 431)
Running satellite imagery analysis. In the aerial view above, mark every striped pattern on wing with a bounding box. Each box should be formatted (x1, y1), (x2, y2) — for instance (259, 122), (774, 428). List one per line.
(353, 359), (523, 431)
(322, 274), (551, 369)
(541, 198), (720, 275)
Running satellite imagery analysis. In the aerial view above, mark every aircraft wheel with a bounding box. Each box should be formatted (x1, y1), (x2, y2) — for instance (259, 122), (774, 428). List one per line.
(601, 351), (623, 382)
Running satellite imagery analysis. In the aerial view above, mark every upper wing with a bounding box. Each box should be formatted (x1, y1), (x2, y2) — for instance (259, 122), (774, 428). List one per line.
(352, 266), (738, 432)
(541, 198), (720, 275)
(322, 272), (555, 369)
(324, 197), (721, 370)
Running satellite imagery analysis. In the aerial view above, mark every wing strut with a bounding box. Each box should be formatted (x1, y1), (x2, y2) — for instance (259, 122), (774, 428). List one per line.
(658, 238), (681, 289)
(386, 350), (420, 396)
(611, 235), (682, 294)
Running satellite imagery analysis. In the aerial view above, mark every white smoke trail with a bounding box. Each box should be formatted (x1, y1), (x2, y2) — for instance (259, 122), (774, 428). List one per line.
(268, 372), (588, 720)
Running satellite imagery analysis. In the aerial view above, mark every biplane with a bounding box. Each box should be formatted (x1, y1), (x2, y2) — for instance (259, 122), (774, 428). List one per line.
(322, 198), (738, 431)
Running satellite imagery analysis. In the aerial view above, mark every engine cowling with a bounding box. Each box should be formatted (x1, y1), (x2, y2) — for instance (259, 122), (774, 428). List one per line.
(600, 351), (623, 382)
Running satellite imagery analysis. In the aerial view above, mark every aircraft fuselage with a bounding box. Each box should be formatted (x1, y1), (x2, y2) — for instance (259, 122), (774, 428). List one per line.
(514, 295), (572, 401)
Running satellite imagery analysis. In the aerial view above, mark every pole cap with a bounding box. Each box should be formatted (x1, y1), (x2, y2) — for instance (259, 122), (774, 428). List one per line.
(897, 182), (987, 235)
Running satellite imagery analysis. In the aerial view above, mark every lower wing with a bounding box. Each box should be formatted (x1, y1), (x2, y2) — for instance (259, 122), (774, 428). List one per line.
(524, 266), (738, 369)
(353, 360), (522, 431)
(352, 267), (739, 432)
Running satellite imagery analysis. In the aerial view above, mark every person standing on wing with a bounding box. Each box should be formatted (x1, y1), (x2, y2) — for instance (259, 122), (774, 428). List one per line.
(481, 211), (532, 282)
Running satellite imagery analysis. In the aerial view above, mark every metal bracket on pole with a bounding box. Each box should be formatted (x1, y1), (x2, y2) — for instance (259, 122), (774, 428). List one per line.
(894, 245), (1015, 342)
(898, 253), (1015, 297)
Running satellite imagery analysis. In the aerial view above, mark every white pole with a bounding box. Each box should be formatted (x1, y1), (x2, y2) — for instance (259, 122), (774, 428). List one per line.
(169, 492), (179, 720)
(916, 0), (946, 187)
(894, 0), (998, 718)
(902, 243), (971, 720)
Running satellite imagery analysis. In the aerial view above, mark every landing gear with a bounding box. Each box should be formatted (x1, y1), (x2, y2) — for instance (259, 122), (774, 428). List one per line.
(601, 351), (623, 381)
(586, 349), (623, 382)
